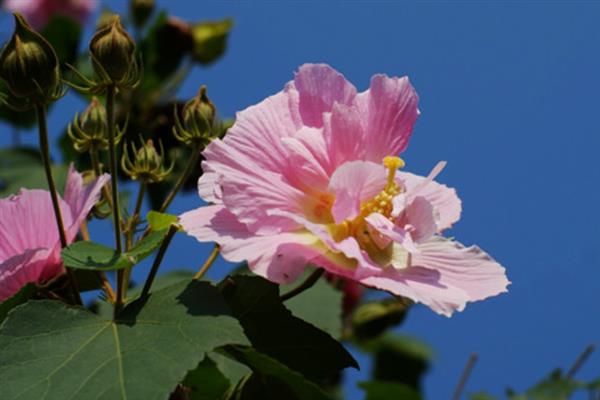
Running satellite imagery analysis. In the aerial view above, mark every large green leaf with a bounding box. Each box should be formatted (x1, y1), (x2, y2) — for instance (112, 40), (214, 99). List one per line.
(183, 355), (231, 400)
(220, 275), (358, 381)
(0, 280), (247, 400)
(282, 271), (343, 338)
(0, 147), (68, 197)
(61, 229), (169, 270)
(220, 345), (334, 400)
(0, 284), (36, 323)
(359, 381), (422, 400)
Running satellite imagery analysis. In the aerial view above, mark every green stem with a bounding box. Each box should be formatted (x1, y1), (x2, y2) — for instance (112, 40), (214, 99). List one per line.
(279, 268), (324, 302)
(106, 85), (122, 253)
(159, 145), (201, 213)
(193, 244), (220, 280)
(34, 103), (82, 305)
(140, 225), (178, 298)
(452, 353), (478, 400)
(106, 85), (124, 316)
(132, 181), (146, 223)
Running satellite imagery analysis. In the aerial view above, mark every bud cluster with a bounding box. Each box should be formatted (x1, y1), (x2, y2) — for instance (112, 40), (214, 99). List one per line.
(121, 139), (174, 183)
(68, 97), (125, 153)
(173, 86), (220, 147)
(0, 13), (63, 107)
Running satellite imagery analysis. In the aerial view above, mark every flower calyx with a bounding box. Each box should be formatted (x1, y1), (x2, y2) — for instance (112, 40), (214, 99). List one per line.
(173, 85), (220, 148)
(0, 13), (64, 108)
(121, 138), (174, 183)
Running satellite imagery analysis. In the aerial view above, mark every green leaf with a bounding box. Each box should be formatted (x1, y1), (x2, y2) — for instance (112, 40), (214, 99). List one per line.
(350, 298), (412, 339)
(283, 272), (343, 338)
(0, 284), (36, 323)
(0, 280), (248, 400)
(0, 147), (68, 197)
(220, 275), (358, 381)
(357, 334), (432, 391)
(183, 356), (231, 400)
(147, 210), (179, 231)
(61, 229), (170, 270)
(359, 381), (422, 400)
(509, 369), (583, 400)
(190, 19), (234, 65)
(220, 345), (334, 400)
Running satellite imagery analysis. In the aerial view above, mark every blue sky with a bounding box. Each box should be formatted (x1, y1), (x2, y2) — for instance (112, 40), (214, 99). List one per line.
(2, 1), (600, 399)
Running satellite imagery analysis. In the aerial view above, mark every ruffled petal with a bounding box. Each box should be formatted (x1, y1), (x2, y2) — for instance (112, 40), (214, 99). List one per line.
(63, 165), (110, 242)
(328, 160), (387, 223)
(411, 237), (510, 303)
(323, 103), (366, 167)
(281, 127), (331, 193)
(397, 168), (462, 232)
(293, 63), (357, 128)
(180, 205), (320, 283)
(391, 195), (437, 244)
(0, 248), (57, 301)
(0, 189), (72, 262)
(203, 139), (305, 234)
(364, 212), (416, 252)
(356, 74), (419, 160)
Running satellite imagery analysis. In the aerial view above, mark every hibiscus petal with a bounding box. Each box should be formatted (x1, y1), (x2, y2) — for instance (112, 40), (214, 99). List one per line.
(0, 189), (71, 262)
(63, 164), (110, 242)
(179, 205), (319, 283)
(323, 103), (366, 167)
(293, 63), (357, 128)
(204, 139), (305, 234)
(328, 160), (387, 223)
(397, 167), (462, 231)
(356, 74), (419, 160)
(281, 127), (331, 192)
(364, 212), (417, 252)
(412, 236), (510, 303)
(0, 248), (56, 301)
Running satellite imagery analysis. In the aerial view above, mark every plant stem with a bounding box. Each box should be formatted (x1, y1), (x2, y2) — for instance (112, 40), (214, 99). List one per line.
(132, 181), (146, 224)
(105, 85), (122, 253)
(105, 85), (124, 316)
(566, 344), (595, 379)
(280, 268), (324, 301)
(159, 145), (200, 213)
(452, 353), (478, 400)
(193, 244), (220, 280)
(35, 103), (82, 305)
(140, 225), (178, 298)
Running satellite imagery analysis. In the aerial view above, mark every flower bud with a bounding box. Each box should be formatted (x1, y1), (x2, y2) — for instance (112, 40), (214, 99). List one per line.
(68, 96), (111, 152)
(121, 139), (174, 183)
(173, 86), (218, 147)
(89, 15), (135, 83)
(130, 0), (155, 28)
(0, 13), (59, 99)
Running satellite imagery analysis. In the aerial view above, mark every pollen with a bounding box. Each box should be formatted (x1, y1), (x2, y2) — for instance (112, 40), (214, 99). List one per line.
(359, 156), (405, 219)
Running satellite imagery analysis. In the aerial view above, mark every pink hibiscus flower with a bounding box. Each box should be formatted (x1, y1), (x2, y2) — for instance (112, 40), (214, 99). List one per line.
(0, 166), (108, 301)
(180, 64), (509, 316)
(3, 0), (96, 30)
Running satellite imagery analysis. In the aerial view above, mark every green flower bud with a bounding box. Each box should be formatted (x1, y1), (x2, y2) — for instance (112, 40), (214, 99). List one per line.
(130, 0), (155, 28)
(0, 13), (59, 100)
(89, 15), (136, 83)
(173, 86), (219, 147)
(68, 96), (113, 153)
(121, 139), (174, 183)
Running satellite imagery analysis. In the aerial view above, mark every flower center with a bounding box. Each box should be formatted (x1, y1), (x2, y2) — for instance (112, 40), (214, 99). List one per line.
(330, 156), (405, 245)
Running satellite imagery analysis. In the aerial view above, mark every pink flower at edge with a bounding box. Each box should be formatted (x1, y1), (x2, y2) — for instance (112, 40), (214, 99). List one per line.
(3, 0), (97, 30)
(180, 63), (510, 317)
(0, 165), (109, 301)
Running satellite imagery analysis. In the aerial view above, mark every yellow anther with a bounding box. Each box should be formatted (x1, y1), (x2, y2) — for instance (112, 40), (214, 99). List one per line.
(383, 156), (405, 186)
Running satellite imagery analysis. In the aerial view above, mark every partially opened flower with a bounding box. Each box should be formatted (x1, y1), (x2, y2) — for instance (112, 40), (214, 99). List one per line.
(3, 0), (96, 30)
(0, 166), (109, 301)
(180, 64), (509, 316)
